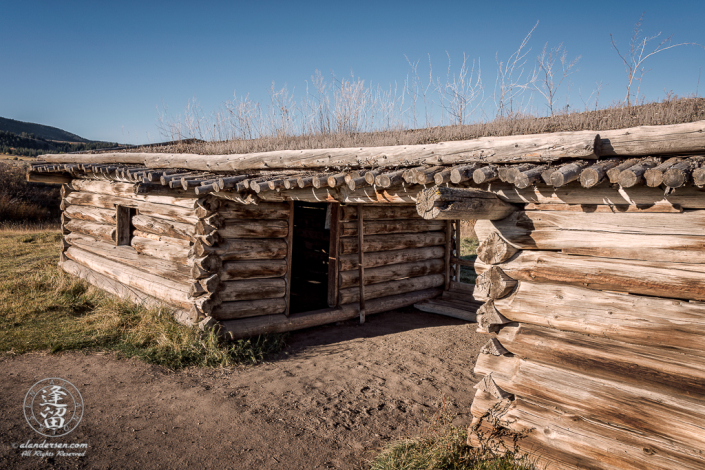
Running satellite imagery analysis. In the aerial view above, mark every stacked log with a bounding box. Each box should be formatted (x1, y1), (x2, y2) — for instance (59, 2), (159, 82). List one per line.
(202, 201), (291, 321)
(336, 205), (446, 306)
(468, 206), (705, 469)
(59, 179), (211, 325)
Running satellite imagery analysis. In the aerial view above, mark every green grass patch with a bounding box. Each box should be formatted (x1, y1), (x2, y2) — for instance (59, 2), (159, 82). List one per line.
(370, 402), (537, 470)
(0, 229), (286, 369)
(459, 236), (479, 285)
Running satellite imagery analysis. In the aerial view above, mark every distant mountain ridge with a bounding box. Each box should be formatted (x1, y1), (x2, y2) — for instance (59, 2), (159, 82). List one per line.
(0, 117), (90, 143)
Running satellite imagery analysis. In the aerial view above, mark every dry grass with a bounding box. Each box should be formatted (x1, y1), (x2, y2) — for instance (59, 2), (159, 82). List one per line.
(0, 161), (59, 222)
(140, 95), (705, 155)
(0, 227), (286, 369)
(369, 400), (537, 470)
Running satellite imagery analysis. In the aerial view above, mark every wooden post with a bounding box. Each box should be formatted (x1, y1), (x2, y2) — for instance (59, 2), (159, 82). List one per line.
(284, 201), (295, 316)
(328, 203), (341, 307)
(444, 220), (452, 290)
(455, 221), (461, 282)
(357, 204), (366, 324)
(115, 205), (132, 246)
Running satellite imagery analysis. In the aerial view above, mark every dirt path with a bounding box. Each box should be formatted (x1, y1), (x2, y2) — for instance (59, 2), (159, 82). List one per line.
(0, 308), (486, 469)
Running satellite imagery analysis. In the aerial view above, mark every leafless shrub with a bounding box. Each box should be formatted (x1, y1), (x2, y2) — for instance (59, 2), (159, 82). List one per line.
(535, 43), (580, 116)
(611, 13), (704, 106)
(495, 21), (539, 118)
(435, 53), (483, 125)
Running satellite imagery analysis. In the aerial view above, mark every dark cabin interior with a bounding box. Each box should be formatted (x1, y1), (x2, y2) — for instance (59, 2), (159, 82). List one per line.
(289, 202), (331, 314)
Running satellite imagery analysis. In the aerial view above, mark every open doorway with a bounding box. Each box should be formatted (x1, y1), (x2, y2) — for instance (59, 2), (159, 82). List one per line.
(289, 202), (331, 314)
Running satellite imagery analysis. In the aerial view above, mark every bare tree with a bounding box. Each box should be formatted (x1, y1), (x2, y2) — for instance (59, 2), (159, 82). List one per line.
(435, 52), (483, 126)
(495, 21), (539, 117)
(611, 13), (702, 106)
(535, 43), (580, 116)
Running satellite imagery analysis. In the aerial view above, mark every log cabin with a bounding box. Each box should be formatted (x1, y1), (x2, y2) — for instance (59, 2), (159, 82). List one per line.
(30, 119), (705, 468)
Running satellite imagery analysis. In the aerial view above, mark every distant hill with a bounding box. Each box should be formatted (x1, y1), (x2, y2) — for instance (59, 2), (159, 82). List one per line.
(0, 117), (90, 143)
(0, 117), (120, 157)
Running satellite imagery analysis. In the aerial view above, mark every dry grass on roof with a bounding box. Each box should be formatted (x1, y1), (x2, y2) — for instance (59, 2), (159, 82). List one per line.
(129, 96), (705, 156)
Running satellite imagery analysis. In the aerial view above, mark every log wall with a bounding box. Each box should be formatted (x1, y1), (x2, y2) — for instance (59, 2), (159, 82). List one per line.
(468, 204), (705, 469)
(59, 178), (215, 325)
(199, 201), (292, 321)
(336, 205), (446, 306)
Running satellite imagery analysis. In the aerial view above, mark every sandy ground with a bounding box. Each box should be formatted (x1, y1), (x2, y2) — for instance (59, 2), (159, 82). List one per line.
(0, 308), (487, 469)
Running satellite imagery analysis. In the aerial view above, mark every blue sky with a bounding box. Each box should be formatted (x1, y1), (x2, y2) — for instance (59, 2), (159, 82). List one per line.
(2, 0), (704, 143)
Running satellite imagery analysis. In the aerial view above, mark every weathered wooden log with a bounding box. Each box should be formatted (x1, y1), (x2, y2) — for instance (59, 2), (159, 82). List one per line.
(402, 167), (424, 184)
(603, 157), (640, 184)
(499, 163), (534, 184)
(472, 166), (499, 184)
(339, 246), (444, 271)
(340, 219), (445, 237)
(548, 161), (590, 187)
(282, 177), (299, 189)
(497, 322), (705, 400)
(347, 174), (369, 191)
(340, 205), (420, 221)
(194, 237), (287, 261)
(663, 159), (696, 188)
(470, 388), (705, 470)
(132, 230), (191, 248)
(476, 231), (518, 264)
(523, 202), (682, 212)
(26, 171), (73, 185)
(61, 259), (196, 325)
(413, 166), (444, 185)
(513, 165), (547, 189)
(480, 338), (509, 356)
(44, 130), (601, 171)
(327, 173), (347, 188)
(211, 298), (287, 320)
(415, 187), (517, 220)
(476, 250), (705, 301)
(338, 273), (444, 304)
(64, 191), (199, 224)
(160, 172), (198, 185)
(375, 170), (406, 188)
(65, 246), (194, 309)
(217, 278), (286, 302)
(64, 233), (192, 282)
(598, 120), (705, 156)
(217, 175), (249, 191)
(70, 179), (199, 205)
(312, 173), (333, 189)
(339, 185), (420, 204)
(495, 280), (705, 355)
(618, 158), (659, 188)
(476, 219), (705, 265)
(132, 214), (195, 242)
(63, 205), (117, 225)
(480, 181), (705, 209)
(64, 219), (116, 243)
(219, 259), (288, 280)
(363, 170), (380, 185)
(339, 232), (445, 254)
(204, 201), (289, 219)
(220, 288), (442, 339)
(131, 236), (191, 266)
(433, 168), (453, 185)
(338, 259), (444, 288)
(473, 266), (517, 301)
(450, 164), (480, 184)
(579, 158), (622, 188)
(475, 300), (511, 333)
(643, 157), (682, 187)
(490, 209), (705, 237)
(218, 220), (288, 238)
